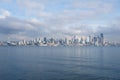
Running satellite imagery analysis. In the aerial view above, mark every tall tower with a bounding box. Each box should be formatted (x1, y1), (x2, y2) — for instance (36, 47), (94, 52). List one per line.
(100, 33), (104, 46)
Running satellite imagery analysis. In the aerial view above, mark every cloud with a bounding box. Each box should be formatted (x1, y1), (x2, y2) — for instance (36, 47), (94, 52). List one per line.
(0, 0), (120, 41)
(0, 14), (120, 41)
(0, 0), (11, 2)
(0, 9), (10, 19)
(17, 0), (45, 10)
(71, 0), (114, 15)
(0, 16), (36, 35)
(16, 0), (45, 16)
(0, 15), (52, 40)
(15, 0), (115, 23)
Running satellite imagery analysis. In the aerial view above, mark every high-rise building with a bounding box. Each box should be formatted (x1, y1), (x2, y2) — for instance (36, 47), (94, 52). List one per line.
(43, 37), (47, 44)
(100, 33), (104, 46)
(93, 36), (97, 46)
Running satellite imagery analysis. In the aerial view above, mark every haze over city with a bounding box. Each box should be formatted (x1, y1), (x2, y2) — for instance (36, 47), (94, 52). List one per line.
(0, 0), (120, 42)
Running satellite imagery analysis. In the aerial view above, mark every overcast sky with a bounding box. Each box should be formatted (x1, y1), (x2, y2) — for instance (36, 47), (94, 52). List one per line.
(0, 0), (120, 42)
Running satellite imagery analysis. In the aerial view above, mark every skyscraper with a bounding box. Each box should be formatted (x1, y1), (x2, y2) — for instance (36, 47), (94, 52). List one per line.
(100, 33), (104, 46)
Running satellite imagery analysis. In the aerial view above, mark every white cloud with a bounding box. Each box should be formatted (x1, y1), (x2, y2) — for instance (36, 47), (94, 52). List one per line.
(71, 0), (114, 14)
(0, 0), (120, 41)
(17, 0), (45, 9)
(17, 0), (45, 16)
(0, 9), (10, 19)
(30, 18), (40, 24)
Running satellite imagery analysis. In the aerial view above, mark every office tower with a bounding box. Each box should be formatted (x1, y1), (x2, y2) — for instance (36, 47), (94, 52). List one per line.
(65, 38), (69, 45)
(43, 37), (47, 44)
(72, 36), (78, 44)
(93, 36), (97, 46)
(86, 36), (90, 44)
(97, 36), (101, 46)
(88, 35), (94, 45)
(50, 38), (54, 43)
(100, 33), (104, 46)
(80, 37), (84, 44)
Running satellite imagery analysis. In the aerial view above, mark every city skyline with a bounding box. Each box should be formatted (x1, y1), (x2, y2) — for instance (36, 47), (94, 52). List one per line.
(0, 0), (120, 42)
(1, 33), (120, 47)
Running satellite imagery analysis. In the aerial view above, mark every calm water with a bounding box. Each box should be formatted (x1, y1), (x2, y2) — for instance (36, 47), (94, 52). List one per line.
(0, 46), (120, 80)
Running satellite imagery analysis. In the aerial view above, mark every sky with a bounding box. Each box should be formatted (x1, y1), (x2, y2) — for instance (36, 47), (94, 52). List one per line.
(0, 0), (120, 42)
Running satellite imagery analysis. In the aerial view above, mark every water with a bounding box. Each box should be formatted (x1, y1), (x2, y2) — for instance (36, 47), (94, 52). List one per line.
(0, 46), (120, 80)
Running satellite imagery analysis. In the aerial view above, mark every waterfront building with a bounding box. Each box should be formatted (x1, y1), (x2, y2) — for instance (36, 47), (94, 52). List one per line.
(100, 33), (104, 46)
(1, 33), (119, 47)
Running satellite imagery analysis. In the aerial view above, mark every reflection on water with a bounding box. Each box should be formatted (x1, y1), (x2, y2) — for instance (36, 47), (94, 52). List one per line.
(0, 46), (120, 80)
